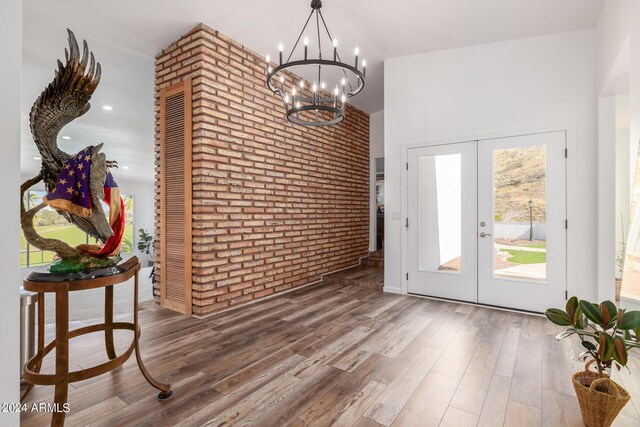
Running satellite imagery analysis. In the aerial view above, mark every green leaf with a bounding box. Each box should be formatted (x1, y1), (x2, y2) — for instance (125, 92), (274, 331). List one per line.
(613, 337), (628, 366)
(545, 308), (572, 326)
(600, 301), (617, 329)
(598, 333), (615, 361)
(574, 306), (588, 329)
(636, 328), (640, 343)
(566, 297), (579, 320)
(579, 301), (603, 326)
(598, 333), (607, 359)
(581, 340), (596, 351)
(618, 311), (640, 330)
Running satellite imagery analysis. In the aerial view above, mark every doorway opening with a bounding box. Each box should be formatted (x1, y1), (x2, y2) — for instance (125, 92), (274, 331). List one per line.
(375, 157), (384, 251)
(406, 131), (567, 313)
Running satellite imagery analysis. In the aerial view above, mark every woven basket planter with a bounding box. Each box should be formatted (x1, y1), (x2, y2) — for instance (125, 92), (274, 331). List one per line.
(572, 362), (630, 427)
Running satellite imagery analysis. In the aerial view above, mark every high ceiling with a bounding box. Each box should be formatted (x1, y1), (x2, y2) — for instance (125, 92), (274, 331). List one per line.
(22, 0), (604, 181)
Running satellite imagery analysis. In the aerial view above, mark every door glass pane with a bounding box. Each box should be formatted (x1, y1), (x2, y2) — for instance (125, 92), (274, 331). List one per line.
(418, 153), (462, 272)
(493, 145), (547, 281)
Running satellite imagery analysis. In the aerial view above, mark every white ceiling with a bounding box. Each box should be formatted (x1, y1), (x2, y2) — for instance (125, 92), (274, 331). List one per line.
(22, 0), (604, 180)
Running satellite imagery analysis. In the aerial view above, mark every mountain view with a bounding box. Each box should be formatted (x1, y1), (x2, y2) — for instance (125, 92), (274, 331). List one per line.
(494, 145), (547, 223)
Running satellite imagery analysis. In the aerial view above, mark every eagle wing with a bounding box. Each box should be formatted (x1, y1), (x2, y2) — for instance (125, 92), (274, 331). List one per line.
(30, 29), (113, 243)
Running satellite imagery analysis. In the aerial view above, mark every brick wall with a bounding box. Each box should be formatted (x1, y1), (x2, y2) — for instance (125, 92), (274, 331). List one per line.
(154, 24), (370, 316)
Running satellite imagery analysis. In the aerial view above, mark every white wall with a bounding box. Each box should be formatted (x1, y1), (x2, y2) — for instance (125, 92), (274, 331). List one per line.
(369, 110), (384, 252)
(384, 30), (598, 299)
(116, 178), (156, 265)
(596, 0), (640, 304)
(494, 223), (546, 241)
(598, 95), (617, 301)
(418, 154), (462, 269)
(596, 0), (630, 93)
(0, 0), (22, 424)
(630, 2), (640, 194)
(615, 95), (630, 279)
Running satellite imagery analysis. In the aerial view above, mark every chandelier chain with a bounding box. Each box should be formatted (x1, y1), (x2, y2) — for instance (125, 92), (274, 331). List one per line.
(287, 9), (315, 63)
(265, 0), (366, 126)
(316, 11), (322, 60)
(318, 10), (355, 93)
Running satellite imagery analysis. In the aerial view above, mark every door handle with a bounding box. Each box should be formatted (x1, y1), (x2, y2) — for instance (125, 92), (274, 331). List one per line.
(479, 232), (491, 238)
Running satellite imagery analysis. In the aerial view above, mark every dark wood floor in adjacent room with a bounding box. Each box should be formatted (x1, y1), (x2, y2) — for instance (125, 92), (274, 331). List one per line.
(20, 280), (640, 427)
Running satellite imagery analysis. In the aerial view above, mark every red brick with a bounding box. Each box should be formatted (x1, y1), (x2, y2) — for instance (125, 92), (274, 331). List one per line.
(154, 24), (369, 316)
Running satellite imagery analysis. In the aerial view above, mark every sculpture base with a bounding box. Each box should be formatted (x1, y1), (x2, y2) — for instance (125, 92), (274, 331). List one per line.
(48, 255), (122, 274)
(21, 256), (173, 426)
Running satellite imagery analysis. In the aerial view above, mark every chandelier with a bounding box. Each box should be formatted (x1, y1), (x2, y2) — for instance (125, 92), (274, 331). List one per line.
(265, 0), (366, 126)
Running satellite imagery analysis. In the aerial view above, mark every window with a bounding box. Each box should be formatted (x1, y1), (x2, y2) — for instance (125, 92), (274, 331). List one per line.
(21, 190), (134, 267)
(121, 194), (134, 255)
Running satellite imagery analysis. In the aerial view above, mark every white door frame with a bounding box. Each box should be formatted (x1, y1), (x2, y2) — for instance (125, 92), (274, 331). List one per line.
(370, 156), (384, 252)
(398, 123), (578, 308)
(406, 141), (478, 302)
(477, 132), (567, 312)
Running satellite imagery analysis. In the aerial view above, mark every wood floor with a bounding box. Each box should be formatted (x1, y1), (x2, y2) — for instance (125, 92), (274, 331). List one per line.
(21, 281), (640, 427)
(324, 265), (385, 290)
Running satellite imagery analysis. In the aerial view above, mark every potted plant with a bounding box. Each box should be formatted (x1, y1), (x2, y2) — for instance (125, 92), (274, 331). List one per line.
(545, 297), (640, 427)
(137, 228), (154, 267)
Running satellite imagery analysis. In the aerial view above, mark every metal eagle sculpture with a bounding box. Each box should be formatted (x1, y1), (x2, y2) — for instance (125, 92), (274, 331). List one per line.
(21, 29), (125, 272)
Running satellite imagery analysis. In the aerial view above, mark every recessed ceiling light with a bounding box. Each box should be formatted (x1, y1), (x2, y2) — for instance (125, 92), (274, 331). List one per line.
(61, 135), (71, 140)
(102, 105), (114, 111)
(122, 166), (129, 170)
(33, 157), (41, 160)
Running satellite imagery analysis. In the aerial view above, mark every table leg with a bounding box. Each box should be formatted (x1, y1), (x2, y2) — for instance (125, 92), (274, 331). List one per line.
(132, 269), (173, 400)
(51, 290), (69, 427)
(104, 285), (116, 359)
(20, 292), (45, 401)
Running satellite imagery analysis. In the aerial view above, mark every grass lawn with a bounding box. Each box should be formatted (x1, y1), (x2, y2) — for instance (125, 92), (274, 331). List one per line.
(20, 225), (87, 250)
(524, 243), (546, 249)
(502, 249), (546, 264)
(21, 224), (133, 266)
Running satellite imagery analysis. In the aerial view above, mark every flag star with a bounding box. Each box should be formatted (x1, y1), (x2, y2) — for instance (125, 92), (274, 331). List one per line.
(76, 182), (82, 188)
(81, 192), (85, 198)
(66, 187), (74, 194)
(77, 163), (84, 170)
(74, 190), (79, 196)
(68, 170), (74, 176)
(64, 164), (70, 170)
(59, 178), (67, 185)
(84, 155), (91, 162)
(81, 173), (87, 180)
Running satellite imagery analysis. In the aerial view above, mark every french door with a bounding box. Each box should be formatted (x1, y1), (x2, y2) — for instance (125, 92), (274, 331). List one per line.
(407, 141), (478, 302)
(407, 132), (566, 313)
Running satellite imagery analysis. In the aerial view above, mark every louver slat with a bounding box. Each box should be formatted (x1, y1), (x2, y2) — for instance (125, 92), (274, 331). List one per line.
(159, 78), (192, 315)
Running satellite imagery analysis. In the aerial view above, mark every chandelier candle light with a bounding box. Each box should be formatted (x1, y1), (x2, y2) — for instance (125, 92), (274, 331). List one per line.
(265, 0), (366, 126)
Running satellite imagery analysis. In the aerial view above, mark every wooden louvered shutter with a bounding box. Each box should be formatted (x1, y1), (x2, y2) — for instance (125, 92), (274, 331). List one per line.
(159, 78), (192, 315)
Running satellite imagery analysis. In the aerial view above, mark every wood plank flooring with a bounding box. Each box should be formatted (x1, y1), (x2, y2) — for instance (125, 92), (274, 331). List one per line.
(20, 282), (640, 427)
(324, 265), (384, 291)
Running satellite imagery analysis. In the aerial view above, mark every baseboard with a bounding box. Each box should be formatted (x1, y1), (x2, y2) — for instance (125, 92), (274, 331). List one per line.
(383, 285), (403, 294)
(320, 262), (361, 280)
(192, 280), (322, 319)
(191, 262), (361, 319)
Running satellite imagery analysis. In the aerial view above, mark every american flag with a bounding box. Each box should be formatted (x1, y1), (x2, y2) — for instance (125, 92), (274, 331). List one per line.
(43, 145), (125, 257)
(43, 146), (94, 217)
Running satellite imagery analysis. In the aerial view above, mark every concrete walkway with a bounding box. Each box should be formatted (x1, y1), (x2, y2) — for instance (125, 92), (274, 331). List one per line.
(495, 243), (546, 253)
(495, 263), (546, 280)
